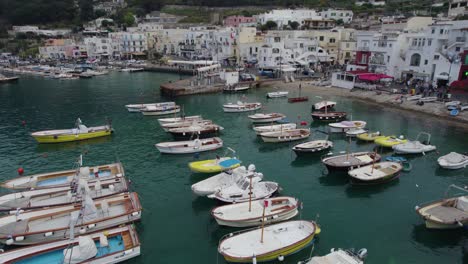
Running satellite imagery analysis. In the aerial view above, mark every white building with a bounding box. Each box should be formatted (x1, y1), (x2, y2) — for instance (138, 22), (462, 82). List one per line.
(109, 32), (148, 58)
(255, 9), (322, 28)
(355, 0), (386, 6)
(84, 37), (113, 59)
(318, 9), (354, 24)
(448, 0), (468, 18)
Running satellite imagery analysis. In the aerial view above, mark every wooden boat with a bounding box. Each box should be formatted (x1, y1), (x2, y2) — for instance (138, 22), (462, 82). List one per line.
(253, 123), (297, 135)
(168, 124), (223, 140)
(191, 165), (262, 196)
(288, 96), (309, 103)
(346, 128), (368, 137)
(31, 118), (112, 143)
(141, 105), (180, 116)
(348, 161), (402, 185)
(0, 225), (141, 263)
(328, 121), (366, 133)
(392, 132), (436, 154)
(2, 162), (124, 190)
(157, 115), (202, 125)
(218, 220), (319, 263)
(267, 91), (289, 98)
(125, 102), (175, 112)
(374, 135), (407, 148)
(189, 157), (241, 173)
(356, 132), (384, 142)
(208, 179), (279, 203)
(0, 176), (128, 212)
(155, 137), (223, 154)
(211, 197), (299, 227)
(312, 101), (336, 111)
(311, 111), (347, 122)
(292, 140), (333, 155)
(322, 151), (381, 171)
(248, 113), (286, 123)
(305, 248), (367, 264)
(0, 192), (141, 245)
(224, 85), (250, 92)
(161, 120), (212, 132)
(260, 129), (310, 143)
(437, 152), (468, 169)
(223, 101), (262, 113)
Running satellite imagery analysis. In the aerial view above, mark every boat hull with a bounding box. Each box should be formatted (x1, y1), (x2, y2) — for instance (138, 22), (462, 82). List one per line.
(32, 130), (112, 143)
(251, 117), (284, 123)
(261, 135), (308, 143)
(189, 158), (241, 173)
(169, 130), (222, 140)
(156, 140), (223, 154)
(311, 112), (346, 122)
(293, 145), (331, 155)
(213, 208), (298, 228)
(141, 108), (180, 116)
(288, 97), (308, 103)
(349, 170), (400, 185)
(424, 220), (460, 229)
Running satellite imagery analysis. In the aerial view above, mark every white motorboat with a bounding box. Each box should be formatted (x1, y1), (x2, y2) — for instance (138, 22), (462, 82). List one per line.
(392, 132), (436, 154)
(329, 121), (367, 133)
(260, 129), (311, 143)
(223, 101), (262, 113)
(125, 102), (175, 112)
(313, 101), (336, 111)
(191, 165), (263, 196)
(0, 192), (141, 245)
(292, 140), (333, 155)
(253, 123), (297, 135)
(305, 248), (367, 264)
(267, 91), (289, 98)
(0, 225), (141, 264)
(437, 152), (468, 169)
(141, 105), (180, 116)
(211, 196), (299, 227)
(168, 124), (224, 139)
(418, 96), (438, 103)
(348, 162), (403, 185)
(445, 101), (461, 107)
(224, 85), (250, 92)
(157, 115), (202, 125)
(345, 128), (368, 137)
(161, 120), (212, 132)
(120, 68), (144, 72)
(406, 94), (422, 101)
(208, 179), (279, 203)
(155, 137), (223, 154)
(248, 113), (286, 123)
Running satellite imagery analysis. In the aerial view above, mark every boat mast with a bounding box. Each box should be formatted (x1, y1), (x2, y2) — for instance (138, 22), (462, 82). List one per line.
(346, 137), (351, 160)
(248, 175), (253, 212)
(260, 200), (267, 243)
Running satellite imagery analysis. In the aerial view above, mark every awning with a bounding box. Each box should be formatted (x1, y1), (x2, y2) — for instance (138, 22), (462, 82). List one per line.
(435, 72), (449, 80)
(358, 73), (393, 81)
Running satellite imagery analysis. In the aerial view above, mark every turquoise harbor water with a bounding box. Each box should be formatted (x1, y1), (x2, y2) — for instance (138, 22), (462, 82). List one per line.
(0, 72), (467, 263)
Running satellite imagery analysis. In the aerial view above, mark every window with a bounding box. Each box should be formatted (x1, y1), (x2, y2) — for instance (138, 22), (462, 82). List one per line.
(434, 55), (440, 60)
(440, 29), (444, 34)
(456, 47), (461, 52)
(272, 48), (280, 53)
(249, 47), (252, 54)
(361, 54), (367, 64)
(330, 38), (336, 43)
(255, 47), (258, 52)
(389, 43), (392, 47)
(410, 53), (421, 66)
(451, 3), (458, 8)
(346, 75), (354, 81)
(424, 60), (428, 65)
(461, 2), (467, 7)
(387, 56), (390, 63)
(431, 29), (435, 34)
(319, 36), (324, 41)
(428, 39), (432, 46)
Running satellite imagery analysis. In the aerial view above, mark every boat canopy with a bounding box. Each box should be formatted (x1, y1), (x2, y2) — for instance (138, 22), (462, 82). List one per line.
(63, 236), (98, 264)
(82, 195), (98, 222)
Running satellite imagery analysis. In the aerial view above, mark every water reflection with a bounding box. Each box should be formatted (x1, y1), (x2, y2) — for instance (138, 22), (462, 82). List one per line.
(411, 224), (466, 249)
(318, 172), (349, 186)
(345, 179), (400, 198)
(35, 135), (113, 152)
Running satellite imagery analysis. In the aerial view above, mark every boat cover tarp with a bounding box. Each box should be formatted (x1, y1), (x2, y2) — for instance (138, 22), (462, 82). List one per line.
(456, 196), (468, 212)
(82, 195), (98, 222)
(63, 236), (98, 264)
(309, 251), (357, 264)
(443, 152), (466, 164)
(219, 158), (241, 168)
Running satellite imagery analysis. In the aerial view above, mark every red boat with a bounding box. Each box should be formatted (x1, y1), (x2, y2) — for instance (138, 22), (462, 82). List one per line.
(288, 96), (309, 103)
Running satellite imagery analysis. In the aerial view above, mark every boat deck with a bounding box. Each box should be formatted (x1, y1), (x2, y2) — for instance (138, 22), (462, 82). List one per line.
(425, 206), (468, 223)
(325, 155), (372, 167)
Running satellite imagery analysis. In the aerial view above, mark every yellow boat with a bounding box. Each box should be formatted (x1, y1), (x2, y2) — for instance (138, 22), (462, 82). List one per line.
(31, 118), (113, 143)
(357, 131), (385, 142)
(189, 157), (241, 173)
(374, 135), (408, 148)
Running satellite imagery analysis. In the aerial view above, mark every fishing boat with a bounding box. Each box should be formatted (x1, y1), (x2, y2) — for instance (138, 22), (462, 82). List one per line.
(2, 162), (124, 190)
(223, 101), (262, 113)
(437, 152), (468, 169)
(392, 132), (436, 154)
(292, 140), (333, 155)
(0, 176), (128, 212)
(218, 220), (319, 263)
(125, 102), (175, 113)
(304, 248), (367, 264)
(211, 197), (299, 227)
(224, 85), (250, 92)
(0, 192), (141, 245)
(157, 115), (202, 125)
(356, 132), (384, 142)
(161, 120), (212, 132)
(322, 151), (381, 171)
(168, 124), (224, 140)
(31, 118), (113, 143)
(189, 156), (241, 173)
(191, 165), (262, 196)
(267, 91), (289, 98)
(348, 161), (402, 185)
(328, 121), (366, 133)
(311, 111), (347, 122)
(0, 225), (141, 263)
(253, 123), (297, 135)
(260, 129), (310, 143)
(415, 185), (468, 229)
(155, 137), (223, 154)
(248, 113), (286, 123)
(374, 135), (407, 148)
(312, 101), (336, 111)
(141, 105), (180, 116)
(346, 128), (368, 137)
(208, 179), (279, 203)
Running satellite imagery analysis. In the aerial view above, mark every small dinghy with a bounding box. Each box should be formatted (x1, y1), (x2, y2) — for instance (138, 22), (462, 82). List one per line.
(125, 102), (175, 112)
(374, 135), (407, 148)
(248, 113), (286, 123)
(31, 118), (113, 143)
(218, 220), (319, 262)
(160, 120), (212, 132)
(267, 91), (289, 98)
(223, 101), (262, 113)
(329, 121), (366, 133)
(311, 111), (347, 122)
(260, 129), (310, 143)
(157, 115), (202, 125)
(292, 140), (333, 155)
(305, 248), (367, 264)
(288, 96), (309, 103)
(224, 85), (250, 92)
(0, 225), (141, 263)
(208, 179), (279, 203)
(211, 197), (299, 227)
(322, 151), (381, 171)
(356, 131), (384, 142)
(346, 128), (368, 137)
(418, 96), (438, 103)
(253, 123), (297, 135)
(2, 162), (124, 190)
(168, 124), (224, 139)
(155, 137), (223, 154)
(141, 104), (180, 116)
(313, 101), (336, 111)
(191, 165), (262, 196)
(348, 161), (402, 185)
(0, 192), (141, 245)
(392, 132), (436, 154)
(437, 152), (468, 169)
(407, 94), (422, 101)
(189, 155), (241, 173)
(385, 156), (412, 172)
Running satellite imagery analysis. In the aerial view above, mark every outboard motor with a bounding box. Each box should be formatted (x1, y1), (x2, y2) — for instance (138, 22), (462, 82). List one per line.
(357, 248), (368, 260)
(247, 164), (256, 172)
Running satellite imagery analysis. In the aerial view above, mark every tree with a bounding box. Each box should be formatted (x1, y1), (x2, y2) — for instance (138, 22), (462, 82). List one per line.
(79, 0), (94, 22)
(264, 20), (278, 30)
(289, 21), (300, 30)
(123, 12), (135, 27)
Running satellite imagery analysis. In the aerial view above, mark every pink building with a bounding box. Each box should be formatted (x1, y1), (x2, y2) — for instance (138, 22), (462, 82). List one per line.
(223, 16), (256, 27)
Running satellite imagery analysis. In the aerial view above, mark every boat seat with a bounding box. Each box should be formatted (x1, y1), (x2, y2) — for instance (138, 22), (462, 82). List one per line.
(425, 206), (468, 222)
(270, 205), (292, 212)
